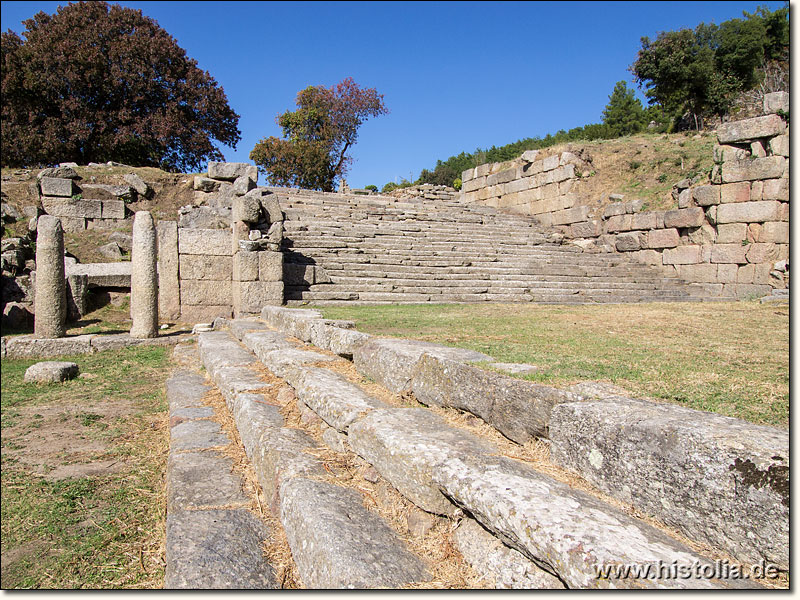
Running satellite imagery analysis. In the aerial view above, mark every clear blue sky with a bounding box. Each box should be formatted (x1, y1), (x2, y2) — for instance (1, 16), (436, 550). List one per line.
(1, 1), (788, 188)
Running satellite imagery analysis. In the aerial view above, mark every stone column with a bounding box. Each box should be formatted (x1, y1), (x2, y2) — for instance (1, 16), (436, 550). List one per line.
(33, 215), (66, 338)
(130, 211), (159, 338)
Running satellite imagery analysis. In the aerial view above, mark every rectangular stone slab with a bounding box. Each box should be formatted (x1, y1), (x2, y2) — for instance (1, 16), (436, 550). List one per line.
(410, 354), (578, 442)
(353, 338), (491, 393)
(549, 397), (789, 570)
(292, 367), (388, 432)
(279, 477), (429, 589)
(167, 450), (249, 512)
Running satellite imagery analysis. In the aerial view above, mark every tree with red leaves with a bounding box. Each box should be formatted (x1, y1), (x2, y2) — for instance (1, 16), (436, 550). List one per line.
(1, 2), (240, 171)
(250, 78), (388, 192)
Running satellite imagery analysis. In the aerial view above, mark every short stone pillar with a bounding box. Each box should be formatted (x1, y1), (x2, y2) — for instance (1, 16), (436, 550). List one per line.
(33, 215), (66, 338)
(130, 211), (159, 338)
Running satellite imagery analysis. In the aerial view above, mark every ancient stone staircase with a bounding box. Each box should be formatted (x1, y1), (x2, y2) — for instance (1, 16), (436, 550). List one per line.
(163, 309), (786, 589)
(275, 189), (727, 304)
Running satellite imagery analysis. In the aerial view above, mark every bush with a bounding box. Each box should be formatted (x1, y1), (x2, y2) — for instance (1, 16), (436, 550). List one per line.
(452, 178), (462, 191)
(365, 184), (378, 192)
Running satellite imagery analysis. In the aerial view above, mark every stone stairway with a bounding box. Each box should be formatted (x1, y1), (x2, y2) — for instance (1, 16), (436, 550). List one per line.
(275, 189), (728, 304)
(163, 313), (776, 589)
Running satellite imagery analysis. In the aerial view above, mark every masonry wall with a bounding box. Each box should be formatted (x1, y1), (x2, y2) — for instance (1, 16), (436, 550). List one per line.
(460, 92), (790, 299)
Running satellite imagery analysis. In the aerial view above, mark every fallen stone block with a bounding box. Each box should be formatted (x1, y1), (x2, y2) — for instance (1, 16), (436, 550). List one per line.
(292, 367), (387, 432)
(279, 477), (429, 588)
(123, 173), (153, 198)
(452, 518), (565, 589)
(66, 262), (131, 288)
(208, 161), (257, 182)
(550, 397), (788, 570)
(353, 338), (491, 393)
(260, 306), (324, 342)
(5, 334), (94, 358)
(39, 176), (75, 197)
(165, 509), (277, 589)
(410, 354), (578, 442)
(24, 360), (79, 383)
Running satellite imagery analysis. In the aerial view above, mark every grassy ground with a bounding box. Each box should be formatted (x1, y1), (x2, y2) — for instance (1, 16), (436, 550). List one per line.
(320, 301), (788, 428)
(0, 345), (173, 588)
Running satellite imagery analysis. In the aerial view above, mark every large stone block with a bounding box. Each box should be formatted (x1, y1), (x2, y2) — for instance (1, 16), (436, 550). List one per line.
(769, 134), (789, 157)
(721, 156), (786, 183)
(763, 91), (789, 115)
(181, 279), (232, 306)
(41, 197), (103, 219)
(710, 244), (748, 264)
(629, 212), (657, 230)
(762, 178), (788, 201)
(550, 206), (590, 226)
(486, 168), (517, 186)
(720, 182), (751, 204)
(677, 263), (717, 283)
(179, 255), (231, 280)
(258, 251), (283, 282)
(179, 304), (231, 323)
(745, 243), (780, 264)
(760, 221), (789, 244)
(604, 214), (631, 232)
(614, 232), (643, 252)
(716, 201), (782, 224)
(717, 114), (786, 143)
(663, 207), (705, 228)
(67, 261), (131, 287)
(207, 162), (257, 182)
(461, 175), (485, 193)
(461, 167), (476, 182)
(410, 354), (578, 443)
(232, 195), (261, 223)
(178, 228), (233, 256)
(39, 177), (74, 197)
(570, 220), (601, 238)
(692, 185), (720, 207)
(80, 184), (134, 201)
(237, 281), (283, 312)
(101, 200), (126, 219)
(233, 251), (259, 281)
(716, 223), (747, 244)
(550, 397), (788, 570)
(157, 221), (180, 321)
(646, 228), (679, 249)
(662, 245), (702, 265)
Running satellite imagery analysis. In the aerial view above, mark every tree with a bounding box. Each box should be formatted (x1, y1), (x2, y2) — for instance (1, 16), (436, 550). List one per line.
(602, 81), (647, 137)
(1, 2), (240, 171)
(250, 78), (387, 192)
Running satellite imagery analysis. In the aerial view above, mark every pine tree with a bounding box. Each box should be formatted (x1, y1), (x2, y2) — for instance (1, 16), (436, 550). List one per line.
(602, 81), (647, 137)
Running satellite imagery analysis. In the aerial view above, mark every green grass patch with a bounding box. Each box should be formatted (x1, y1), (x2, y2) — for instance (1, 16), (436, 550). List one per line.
(320, 302), (788, 428)
(1, 345), (172, 588)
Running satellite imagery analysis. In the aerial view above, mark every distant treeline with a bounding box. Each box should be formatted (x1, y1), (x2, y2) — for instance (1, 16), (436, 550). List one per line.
(382, 4), (788, 193)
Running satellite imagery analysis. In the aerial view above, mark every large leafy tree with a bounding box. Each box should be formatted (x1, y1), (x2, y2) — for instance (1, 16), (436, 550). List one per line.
(1, 1), (240, 171)
(250, 78), (388, 192)
(630, 5), (788, 130)
(602, 81), (647, 137)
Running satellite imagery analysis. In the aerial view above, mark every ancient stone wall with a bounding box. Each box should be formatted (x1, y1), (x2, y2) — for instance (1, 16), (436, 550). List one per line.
(461, 92), (789, 299)
(158, 162), (284, 323)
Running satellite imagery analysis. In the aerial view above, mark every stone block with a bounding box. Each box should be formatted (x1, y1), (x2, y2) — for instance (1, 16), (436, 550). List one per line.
(769, 134), (789, 157)
(504, 177), (533, 195)
(630, 212), (657, 230)
(233, 175), (256, 196)
(677, 263), (717, 283)
(745, 243), (779, 264)
(59, 217), (86, 232)
(720, 182), (751, 204)
(476, 163), (490, 178)
(233, 251), (259, 281)
(461, 176), (485, 193)
(178, 228), (232, 256)
(24, 361), (79, 383)
(716, 263), (738, 283)
(231, 195), (261, 223)
(550, 398), (788, 570)
(692, 185), (720, 206)
(237, 281), (283, 312)
(721, 156), (786, 182)
(750, 141), (767, 158)
(710, 244), (748, 264)
(179, 305), (231, 323)
(614, 232), (643, 252)
(520, 150), (540, 163)
(486, 168), (517, 186)
(736, 264), (755, 284)
(80, 184), (134, 201)
(157, 221), (180, 321)
(716, 201), (782, 224)
(179, 255), (231, 280)
(541, 155), (559, 171)
(716, 223), (747, 244)
(663, 207), (705, 228)
(646, 228), (679, 249)
(569, 220), (601, 238)
(763, 91), (789, 115)
(410, 354), (578, 443)
(123, 173), (152, 198)
(207, 162), (257, 182)
(762, 178), (788, 201)
(550, 206), (590, 226)
(259, 251), (283, 282)
(717, 114), (786, 143)
(461, 167), (476, 182)
(713, 145), (748, 163)
(101, 200), (126, 219)
(67, 261), (131, 287)
(39, 177), (74, 197)
(632, 249), (662, 265)
(760, 221), (789, 244)
(605, 214), (631, 232)
(687, 223), (717, 245)
(194, 176), (220, 192)
(677, 188), (692, 209)
(540, 182), (559, 199)
(181, 279), (232, 306)
(704, 206), (717, 225)
(41, 197), (102, 219)
(662, 245), (702, 265)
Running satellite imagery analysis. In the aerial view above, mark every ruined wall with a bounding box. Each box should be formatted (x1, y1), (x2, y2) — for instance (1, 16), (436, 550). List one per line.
(461, 92), (789, 299)
(157, 162), (284, 323)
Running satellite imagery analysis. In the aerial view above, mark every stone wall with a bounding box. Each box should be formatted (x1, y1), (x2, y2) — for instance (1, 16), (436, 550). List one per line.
(388, 183), (458, 202)
(461, 92), (789, 299)
(460, 150), (589, 226)
(158, 162), (284, 323)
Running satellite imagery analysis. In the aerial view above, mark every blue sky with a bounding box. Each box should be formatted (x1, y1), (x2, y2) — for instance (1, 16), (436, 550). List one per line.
(1, 1), (788, 187)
